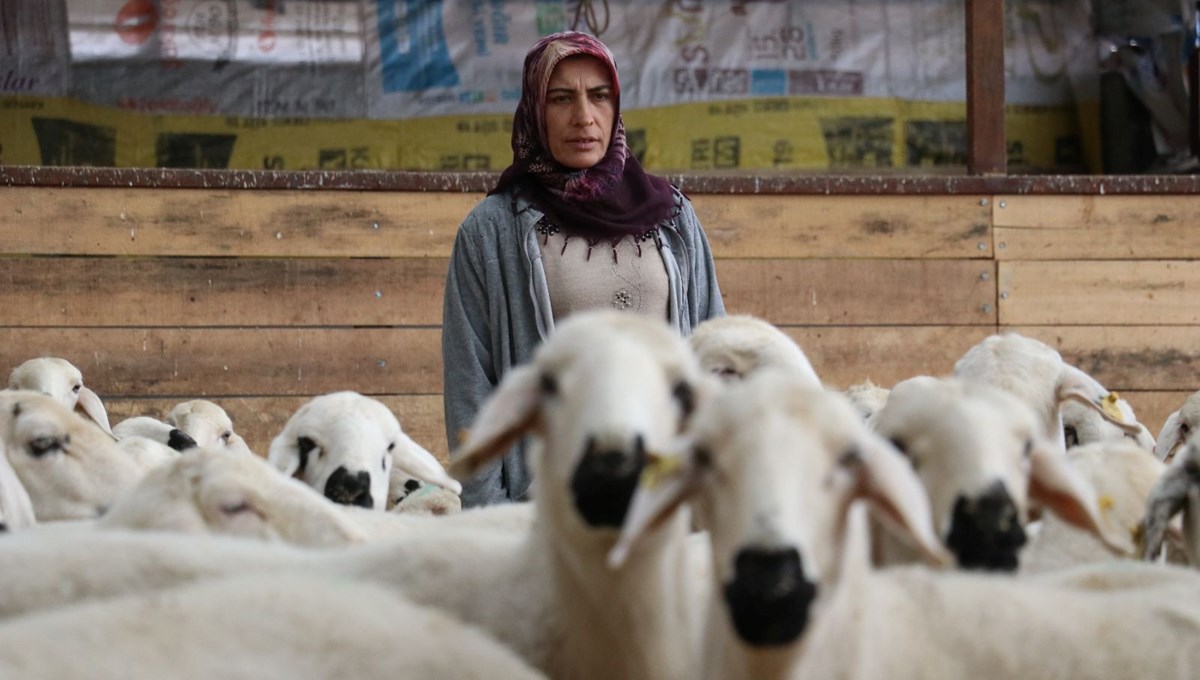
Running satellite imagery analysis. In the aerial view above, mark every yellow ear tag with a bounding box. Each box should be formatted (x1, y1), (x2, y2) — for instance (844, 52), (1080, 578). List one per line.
(640, 454), (682, 490)
(1098, 494), (1115, 515)
(1100, 393), (1125, 423)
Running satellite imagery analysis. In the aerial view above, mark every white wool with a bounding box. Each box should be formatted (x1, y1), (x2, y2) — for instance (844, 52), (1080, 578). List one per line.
(0, 573), (547, 680)
(688, 314), (820, 386)
(168, 399), (254, 456)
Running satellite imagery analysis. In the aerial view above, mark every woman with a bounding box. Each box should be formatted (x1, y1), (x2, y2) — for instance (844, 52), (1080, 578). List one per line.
(442, 31), (725, 506)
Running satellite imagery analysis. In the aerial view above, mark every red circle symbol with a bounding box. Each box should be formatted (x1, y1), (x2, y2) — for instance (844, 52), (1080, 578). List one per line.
(258, 30), (276, 53)
(115, 0), (158, 46)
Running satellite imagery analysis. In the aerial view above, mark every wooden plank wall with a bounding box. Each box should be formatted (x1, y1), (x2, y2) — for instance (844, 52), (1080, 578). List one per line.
(1, 188), (1195, 462)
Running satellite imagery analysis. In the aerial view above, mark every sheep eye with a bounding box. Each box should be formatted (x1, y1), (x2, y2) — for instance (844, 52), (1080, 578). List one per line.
(888, 437), (908, 456)
(387, 442), (396, 452)
(672, 381), (695, 418)
(693, 446), (713, 470)
(1023, 439), (1034, 458)
(297, 436), (318, 456)
(1063, 425), (1079, 448)
(220, 431), (232, 444)
(28, 435), (63, 457)
(72, 384), (82, 393)
(539, 373), (558, 397)
(838, 446), (862, 467)
(220, 501), (254, 516)
(1182, 423), (1192, 437)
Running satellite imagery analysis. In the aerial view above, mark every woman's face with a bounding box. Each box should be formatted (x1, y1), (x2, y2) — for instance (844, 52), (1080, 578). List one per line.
(544, 55), (615, 170)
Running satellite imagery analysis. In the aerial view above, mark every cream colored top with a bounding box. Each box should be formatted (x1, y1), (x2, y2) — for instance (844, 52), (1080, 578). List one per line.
(539, 229), (670, 323)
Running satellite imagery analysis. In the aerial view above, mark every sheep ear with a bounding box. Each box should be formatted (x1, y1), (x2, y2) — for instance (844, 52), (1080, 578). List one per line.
(1029, 441), (1134, 556)
(1141, 456), (1196, 560)
(1057, 365), (1143, 436)
(852, 436), (953, 567)
(76, 386), (114, 437)
(267, 437), (304, 479)
(608, 447), (700, 569)
(449, 365), (542, 482)
(1155, 410), (1187, 462)
(391, 430), (462, 495)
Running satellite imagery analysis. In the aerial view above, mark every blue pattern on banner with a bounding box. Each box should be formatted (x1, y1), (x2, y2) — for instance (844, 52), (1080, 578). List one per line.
(751, 70), (787, 96)
(377, 0), (460, 93)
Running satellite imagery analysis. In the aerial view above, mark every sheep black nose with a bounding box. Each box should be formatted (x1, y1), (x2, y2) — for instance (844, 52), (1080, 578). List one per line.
(723, 547), (816, 647)
(570, 435), (646, 528)
(324, 467), (374, 508)
(946, 480), (1027, 572)
(167, 429), (198, 452)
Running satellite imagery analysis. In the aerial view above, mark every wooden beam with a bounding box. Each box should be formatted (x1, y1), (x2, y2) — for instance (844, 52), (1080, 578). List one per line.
(966, 0), (1007, 175)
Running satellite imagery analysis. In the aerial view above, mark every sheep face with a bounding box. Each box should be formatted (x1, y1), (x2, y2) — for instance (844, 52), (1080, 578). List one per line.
(1156, 391), (1200, 463)
(874, 377), (1131, 570)
(0, 391), (145, 521)
(452, 311), (707, 533)
(100, 446), (366, 547)
(611, 373), (948, 648)
(1060, 398), (1155, 453)
(168, 400), (251, 455)
(268, 392), (399, 510)
(8, 357), (113, 435)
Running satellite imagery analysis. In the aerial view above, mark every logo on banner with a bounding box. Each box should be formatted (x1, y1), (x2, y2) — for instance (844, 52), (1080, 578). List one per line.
(115, 0), (158, 45)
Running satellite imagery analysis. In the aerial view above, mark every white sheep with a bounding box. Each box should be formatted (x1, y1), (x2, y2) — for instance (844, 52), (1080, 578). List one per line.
(843, 378), (890, 425)
(688, 314), (820, 385)
(267, 391), (461, 510)
(387, 467), (463, 515)
(0, 312), (711, 680)
(1021, 441), (1166, 573)
(0, 411), (36, 532)
(97, 446), (368, 547)
(870, 376), (1131, 570)
(610, 371), (1200, 680)
(1155, 390), (1200, 463)
(953, 333), (1142, 453)
(0, 573), (548, 680)
(0, 390), (147, 521)
(7, 357), (113, 435)
(168, 399), (254, 456)
(1060, 397), (1156, 452)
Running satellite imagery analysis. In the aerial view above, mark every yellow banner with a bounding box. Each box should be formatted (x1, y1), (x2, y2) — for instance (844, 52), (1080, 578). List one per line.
(0, 95), (1095, 172)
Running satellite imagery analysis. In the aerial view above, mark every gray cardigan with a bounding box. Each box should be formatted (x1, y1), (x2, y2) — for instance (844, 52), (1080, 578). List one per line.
(441, 187), (725, 507)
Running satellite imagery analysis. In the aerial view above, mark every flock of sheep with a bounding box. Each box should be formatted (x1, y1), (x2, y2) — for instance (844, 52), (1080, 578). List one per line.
(2, 310), (1200, 679)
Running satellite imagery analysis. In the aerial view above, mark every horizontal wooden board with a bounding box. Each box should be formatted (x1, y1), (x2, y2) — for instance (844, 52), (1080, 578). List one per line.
(993, 195), (1200, 260)
(2, 325), (997, 398)
(690, 194), (992, 259)
(0, 187), (481, 258)
(0, 257), (447, 327)
(0, 328), (443, 396)
(720, 259), (996, 325)
(999, 261), (1200, 325)
(1, 187), (992, 260)
(1, 257), (996, 327)
(105, 395), (450, 464)
(1003, 326), (1200, 392)
(783, 325), (996, 388)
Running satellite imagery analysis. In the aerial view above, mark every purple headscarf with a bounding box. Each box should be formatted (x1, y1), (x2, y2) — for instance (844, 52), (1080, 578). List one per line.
(491, 31), (678, 241)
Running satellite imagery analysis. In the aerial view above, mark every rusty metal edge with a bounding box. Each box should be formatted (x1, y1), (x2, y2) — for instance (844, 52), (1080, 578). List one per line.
(4, 166), (1200, 195)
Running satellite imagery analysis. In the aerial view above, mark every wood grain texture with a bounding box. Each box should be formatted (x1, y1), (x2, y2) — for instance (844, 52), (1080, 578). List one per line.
(0, 257), (996, 328)
(105, 394), (450, 463)
(1004, 326), (1200, 392)
(0, 257), (447, 326)
(719, 259), (996, 325)
(689, 194), (993, 259)
(0, 187), (481, 257)
(2, 188), (992, 260)
(993, 195), (1200, 260)
(0, 328), (442, 396)
(998, 261), (1200, 325)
